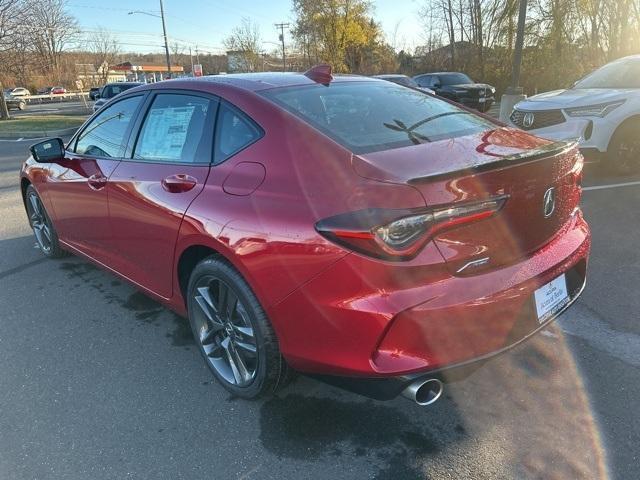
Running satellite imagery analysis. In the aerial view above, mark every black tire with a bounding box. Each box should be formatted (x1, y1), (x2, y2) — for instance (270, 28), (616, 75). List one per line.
(18, 101), (26, 111)
(24, 185), (67, 259)
(608, 119), (640, 175)
(186, 256), (291, 399)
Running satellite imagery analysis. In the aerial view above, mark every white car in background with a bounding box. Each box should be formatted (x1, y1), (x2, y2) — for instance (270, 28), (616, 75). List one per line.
(6, 87), (30, 97)
(510, 55), (640, 173)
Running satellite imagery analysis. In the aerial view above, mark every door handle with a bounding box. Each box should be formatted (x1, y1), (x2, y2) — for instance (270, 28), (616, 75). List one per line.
(88, 173), (107, 190)
(162, 174), (198, 193)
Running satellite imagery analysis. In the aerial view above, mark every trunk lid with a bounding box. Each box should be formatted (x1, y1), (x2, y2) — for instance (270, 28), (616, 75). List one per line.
(352, 127), (583, 273)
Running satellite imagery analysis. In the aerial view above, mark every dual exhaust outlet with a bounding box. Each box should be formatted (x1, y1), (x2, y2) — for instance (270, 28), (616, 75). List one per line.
(401, 378), (444, 406)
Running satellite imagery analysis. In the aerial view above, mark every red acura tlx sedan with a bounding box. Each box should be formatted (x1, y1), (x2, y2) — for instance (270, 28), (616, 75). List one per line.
(21, 65), (590, 405)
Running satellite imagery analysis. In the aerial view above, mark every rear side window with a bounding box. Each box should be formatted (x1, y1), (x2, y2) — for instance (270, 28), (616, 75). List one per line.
(262, 81), (494, 154)
(214, 102), (262, 164)
(75, 95), (142, 158)
(133, 94), (213, 163)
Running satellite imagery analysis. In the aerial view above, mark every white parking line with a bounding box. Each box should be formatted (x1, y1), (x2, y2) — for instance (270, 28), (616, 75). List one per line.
(583, 180), (640, 191)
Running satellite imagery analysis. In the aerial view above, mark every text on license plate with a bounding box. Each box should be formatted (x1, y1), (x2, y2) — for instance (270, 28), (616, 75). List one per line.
(534, 274), (569, 324)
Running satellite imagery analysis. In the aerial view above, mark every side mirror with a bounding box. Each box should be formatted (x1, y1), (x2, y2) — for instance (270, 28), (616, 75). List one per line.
(30, 138), (65, 163)
(433, 82), (441, 89)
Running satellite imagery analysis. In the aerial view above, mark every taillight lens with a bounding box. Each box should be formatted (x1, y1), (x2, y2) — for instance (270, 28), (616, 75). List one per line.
(316, 196), (507, 260)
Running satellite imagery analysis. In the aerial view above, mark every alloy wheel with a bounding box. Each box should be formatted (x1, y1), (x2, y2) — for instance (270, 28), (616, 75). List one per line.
(192, 276), (258, 387)
(616, 138), (640, 173)
(26, 192), (53, 254)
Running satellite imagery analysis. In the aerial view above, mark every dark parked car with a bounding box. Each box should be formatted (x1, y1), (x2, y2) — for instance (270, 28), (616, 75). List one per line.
(21, 65), (589, 406)
(89, 87), (101, 100)
(3, 93), (26, 110)
(414, 72), (495, 112)
(93, 81), (144, 112)
(373, 74), (435, 95)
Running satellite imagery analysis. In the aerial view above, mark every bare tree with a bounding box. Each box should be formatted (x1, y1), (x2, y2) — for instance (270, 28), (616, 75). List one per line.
(23, 0), (78, 75)
(0, 0), (23, 51)
(86, 27), (120, 84)
(223, 17), (262, 72)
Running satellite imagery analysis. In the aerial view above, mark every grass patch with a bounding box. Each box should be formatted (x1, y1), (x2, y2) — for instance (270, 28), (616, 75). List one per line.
(0, 115), (87, 133)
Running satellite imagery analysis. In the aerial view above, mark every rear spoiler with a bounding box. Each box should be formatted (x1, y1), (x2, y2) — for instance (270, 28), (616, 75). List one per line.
(407, 141), (579, 184)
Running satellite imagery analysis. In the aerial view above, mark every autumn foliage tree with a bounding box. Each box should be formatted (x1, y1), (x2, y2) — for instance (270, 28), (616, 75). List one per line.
(292, 0), (397, 74)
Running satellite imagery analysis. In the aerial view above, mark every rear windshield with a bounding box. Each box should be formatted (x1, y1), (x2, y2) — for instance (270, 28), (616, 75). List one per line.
(102, 84), (138, 99)
(262, 81), (494, 154)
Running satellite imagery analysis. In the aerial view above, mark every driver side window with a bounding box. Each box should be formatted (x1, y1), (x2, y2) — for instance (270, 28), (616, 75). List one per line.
(74, 95), (142, 158)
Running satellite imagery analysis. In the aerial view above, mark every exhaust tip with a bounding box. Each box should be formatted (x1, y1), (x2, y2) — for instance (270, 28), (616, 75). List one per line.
(401, 378), (444, 406)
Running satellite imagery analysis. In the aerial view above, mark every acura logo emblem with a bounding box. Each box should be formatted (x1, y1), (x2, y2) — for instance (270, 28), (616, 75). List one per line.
(543, 187), (556, 218)
(523, 112), (535, 128)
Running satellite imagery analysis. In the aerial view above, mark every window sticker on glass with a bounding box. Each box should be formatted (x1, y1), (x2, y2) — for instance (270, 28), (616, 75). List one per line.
(134, 94), (210, 163)
(135, 107), (195, 160)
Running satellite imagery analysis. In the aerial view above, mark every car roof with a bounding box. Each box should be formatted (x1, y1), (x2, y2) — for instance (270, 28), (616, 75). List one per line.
(374, 74), (409, 79)
(167, 72), (372, 92)
(104, 81), (144, 86)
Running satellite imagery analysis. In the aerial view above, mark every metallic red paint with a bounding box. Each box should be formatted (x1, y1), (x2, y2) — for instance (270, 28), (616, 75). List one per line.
(21, 74), (590, 387)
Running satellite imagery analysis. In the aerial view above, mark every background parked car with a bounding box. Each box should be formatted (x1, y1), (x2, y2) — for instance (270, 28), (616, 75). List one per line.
(5, 87), (30, 97)
(3, 92), (26, 110)
(413, 72), (495, 112)
(50, 86), (66, 95)
(374, 74), (435, 95)
(511, 54), (640, 174)
(88, 87), (101, 101)
(93, 81), (144, 112)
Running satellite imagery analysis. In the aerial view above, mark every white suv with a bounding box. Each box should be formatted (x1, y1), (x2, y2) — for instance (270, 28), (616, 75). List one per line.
(511, 55), (640, 173)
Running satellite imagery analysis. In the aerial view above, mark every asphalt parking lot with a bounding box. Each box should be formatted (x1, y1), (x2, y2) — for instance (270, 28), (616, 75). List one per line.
(1, 138), (639, 479)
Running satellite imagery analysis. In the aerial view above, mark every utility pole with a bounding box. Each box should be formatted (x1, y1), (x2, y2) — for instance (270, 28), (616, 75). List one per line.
(189, 46), (194, 75)
(275, 22), (290, 72)
(128, 5), (172, 78)
(159, 0), (172, 77)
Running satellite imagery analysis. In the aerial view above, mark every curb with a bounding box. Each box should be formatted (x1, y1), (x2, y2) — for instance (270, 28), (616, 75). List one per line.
(0, 126), (80, 140)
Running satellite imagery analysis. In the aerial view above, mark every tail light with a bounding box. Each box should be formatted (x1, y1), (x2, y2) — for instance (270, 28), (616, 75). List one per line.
(316, 196), (508, 261)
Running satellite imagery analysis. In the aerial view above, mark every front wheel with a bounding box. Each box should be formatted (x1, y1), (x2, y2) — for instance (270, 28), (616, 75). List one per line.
(187, 257), (291, 399)
(608, 120), (640, 175)
(25, 185), (67, 258)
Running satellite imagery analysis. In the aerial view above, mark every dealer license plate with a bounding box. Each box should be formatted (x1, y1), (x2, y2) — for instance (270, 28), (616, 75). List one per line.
(534, 274), (570, 324)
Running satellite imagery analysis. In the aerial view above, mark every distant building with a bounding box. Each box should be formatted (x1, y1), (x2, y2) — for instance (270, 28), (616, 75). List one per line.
(111, 62), (185, 82)
(75, 63), (126, 87)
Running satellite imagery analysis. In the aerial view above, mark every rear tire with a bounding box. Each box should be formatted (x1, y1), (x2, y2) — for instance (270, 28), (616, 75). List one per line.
(608, 119), (640, 175)
(25, 185), (67, 259)
(186, 256), (291, 399)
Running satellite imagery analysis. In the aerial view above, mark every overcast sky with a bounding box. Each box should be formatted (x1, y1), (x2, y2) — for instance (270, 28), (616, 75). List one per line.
(67, 0), (425, 56)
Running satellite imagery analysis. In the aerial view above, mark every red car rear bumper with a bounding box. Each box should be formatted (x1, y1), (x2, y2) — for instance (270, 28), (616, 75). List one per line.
(271, 210), (590, 384)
